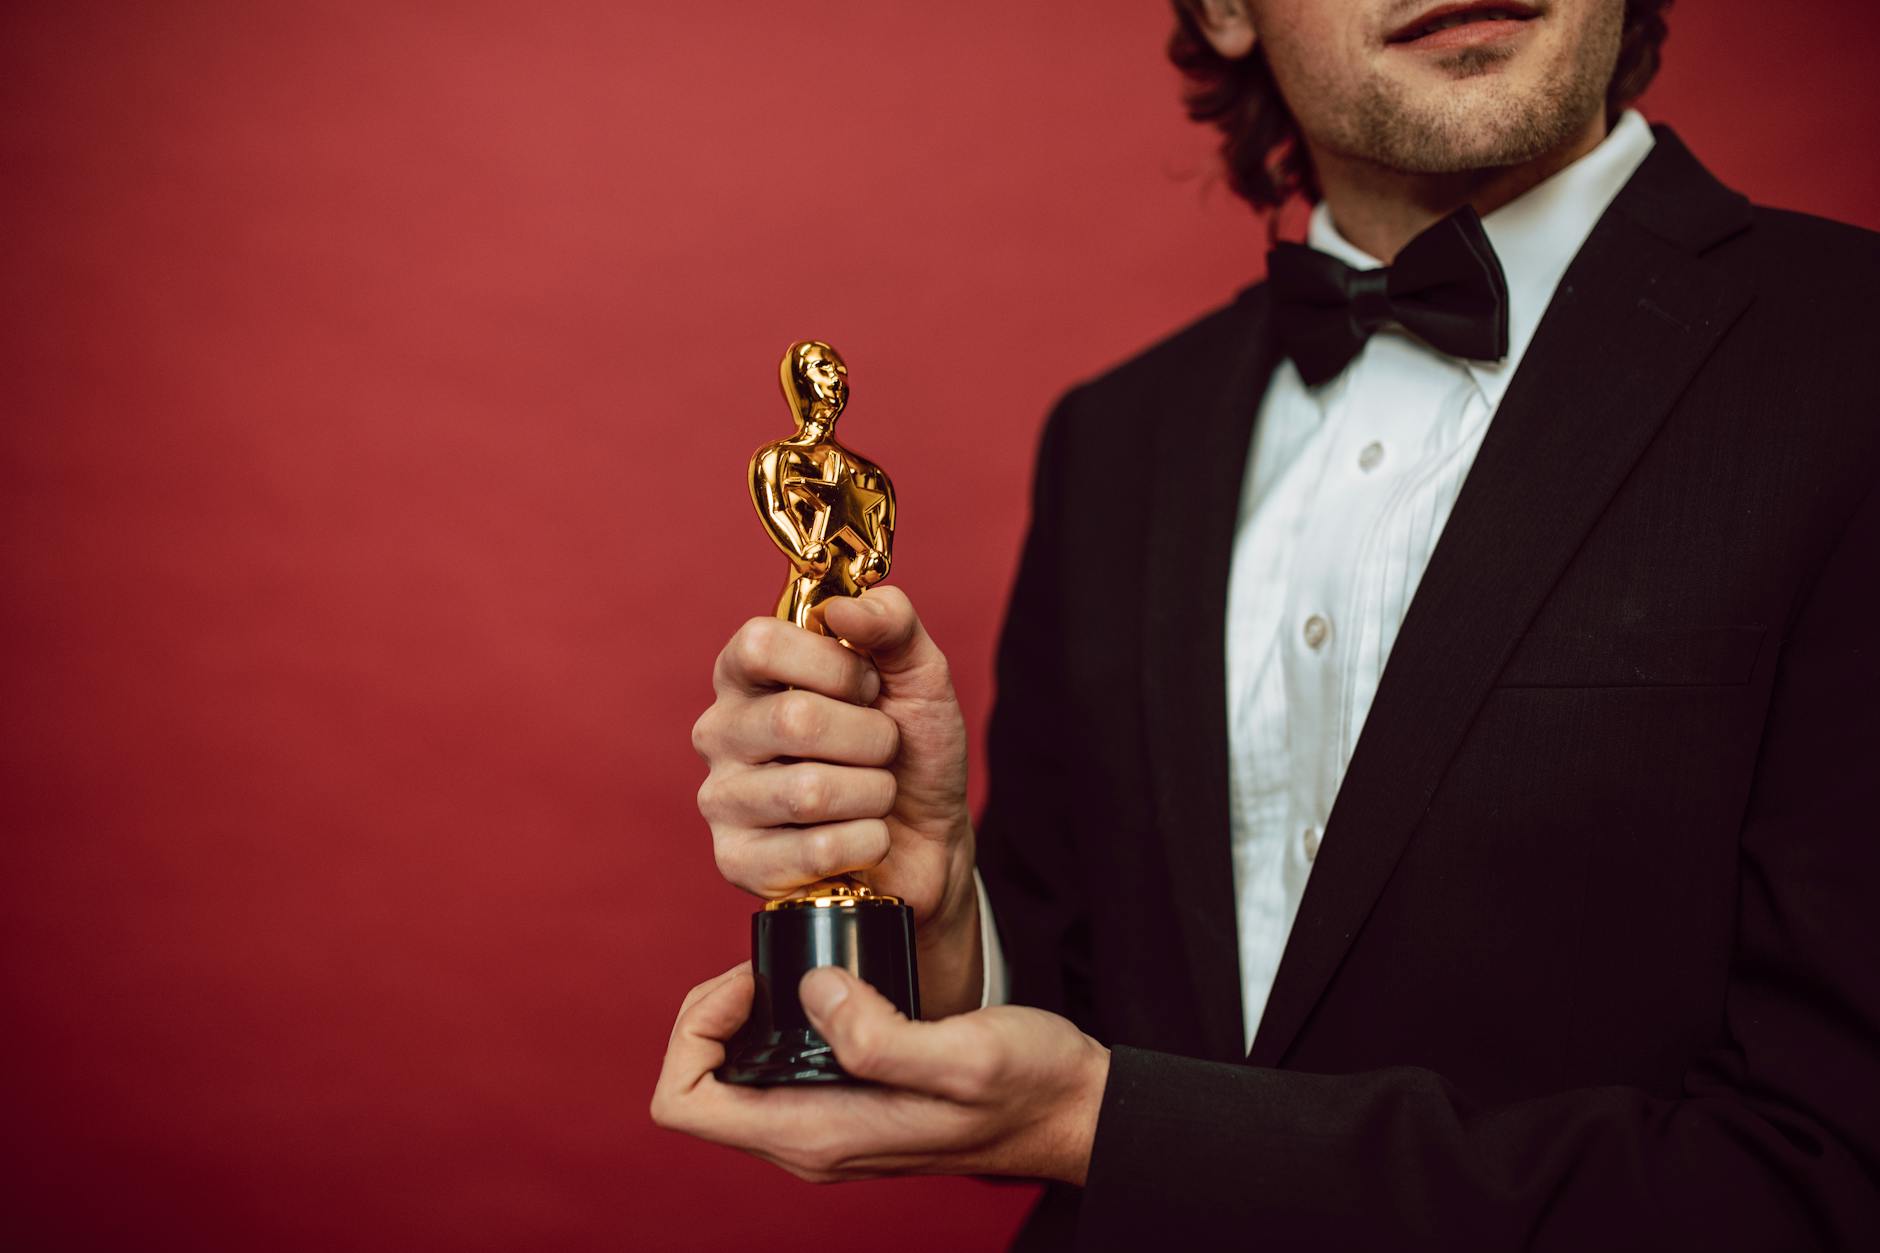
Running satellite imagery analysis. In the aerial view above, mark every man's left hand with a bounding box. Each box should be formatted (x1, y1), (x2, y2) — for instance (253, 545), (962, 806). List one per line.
(650, 963), (1110, 1185)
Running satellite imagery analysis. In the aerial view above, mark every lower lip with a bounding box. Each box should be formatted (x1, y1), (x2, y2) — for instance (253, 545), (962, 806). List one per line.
(1388, 17), (1536, 52)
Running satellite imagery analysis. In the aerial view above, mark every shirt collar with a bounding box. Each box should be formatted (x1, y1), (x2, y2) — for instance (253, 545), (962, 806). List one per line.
(1304, 109), (1656, 410)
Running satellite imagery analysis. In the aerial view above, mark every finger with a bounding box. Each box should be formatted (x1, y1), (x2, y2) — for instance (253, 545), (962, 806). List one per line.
(704, 761), (896, 828)
(676, 962), (756, 1047)
(652, 964), (755, 1127)
(713, 616), (882, 704)
(799, 966), (974, 1097)
(672, 961), (752, 1032)
(820, 587), (953, 706)
(716, 689), (899, 767)
(713, 818), (892, 897)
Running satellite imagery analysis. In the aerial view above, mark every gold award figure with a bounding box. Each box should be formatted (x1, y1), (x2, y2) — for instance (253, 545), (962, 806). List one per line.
(751, 341), (895, 634)
(718, 341), (919, 1087)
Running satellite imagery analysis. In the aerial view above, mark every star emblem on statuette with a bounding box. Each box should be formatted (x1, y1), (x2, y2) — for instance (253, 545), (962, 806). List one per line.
(784, 465), (887, 543)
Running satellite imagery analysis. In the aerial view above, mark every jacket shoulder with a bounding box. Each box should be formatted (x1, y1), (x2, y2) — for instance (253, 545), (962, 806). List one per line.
(1731, 204), (1880, 306)
(1678, 201), (1880, 423)
(1745, 204), (1880, 258)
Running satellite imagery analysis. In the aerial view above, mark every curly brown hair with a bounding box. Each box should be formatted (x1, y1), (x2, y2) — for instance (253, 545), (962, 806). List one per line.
(1168, 2), (1675, 211)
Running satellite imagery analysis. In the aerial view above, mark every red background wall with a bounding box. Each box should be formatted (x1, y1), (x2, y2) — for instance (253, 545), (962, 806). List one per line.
(3, 3), (1876, 1249)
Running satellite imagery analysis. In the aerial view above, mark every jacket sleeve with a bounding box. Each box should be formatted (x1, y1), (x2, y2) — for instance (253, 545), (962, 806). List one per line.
(1076, 475), (1880, 1251)
(975, 389), (1102, 1038)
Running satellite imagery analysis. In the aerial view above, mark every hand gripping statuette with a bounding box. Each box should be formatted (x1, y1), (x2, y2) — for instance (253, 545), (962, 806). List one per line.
(717, 341), (921, 1086)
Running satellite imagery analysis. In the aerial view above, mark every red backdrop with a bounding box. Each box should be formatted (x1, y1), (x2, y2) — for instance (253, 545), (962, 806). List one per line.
(3, 2), (1876, 1249)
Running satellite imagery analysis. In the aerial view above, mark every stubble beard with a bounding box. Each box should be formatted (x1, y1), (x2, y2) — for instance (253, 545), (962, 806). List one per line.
(1326, 11), (1625, 176)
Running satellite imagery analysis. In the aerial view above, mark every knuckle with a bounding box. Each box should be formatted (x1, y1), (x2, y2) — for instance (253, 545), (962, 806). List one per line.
(771, 690), (821, 748)
(710, 834), (764, 895)
(676, 975), (715, 1017)
(787, 769), (828, 821)
(696, 774), (727, 821)
(955, 1049), (1000, 1095)
(731, 619), (777, 678)
(874, 585), (911, 617)
(841, 1023), (880, 1076)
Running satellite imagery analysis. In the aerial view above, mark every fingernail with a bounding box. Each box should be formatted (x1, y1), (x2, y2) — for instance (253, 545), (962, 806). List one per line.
(858, 667), (881, 704)
(800, 966), (851, 1019)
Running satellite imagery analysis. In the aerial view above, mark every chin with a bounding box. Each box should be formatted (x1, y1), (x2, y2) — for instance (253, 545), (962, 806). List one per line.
(1348, 67), (1589, 175)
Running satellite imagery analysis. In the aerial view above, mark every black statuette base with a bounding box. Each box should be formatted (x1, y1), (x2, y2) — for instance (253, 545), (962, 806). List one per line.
(717, 899), (919, 1086)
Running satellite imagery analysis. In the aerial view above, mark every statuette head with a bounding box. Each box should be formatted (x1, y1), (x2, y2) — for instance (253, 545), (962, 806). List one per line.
(781, 340), (848, 429)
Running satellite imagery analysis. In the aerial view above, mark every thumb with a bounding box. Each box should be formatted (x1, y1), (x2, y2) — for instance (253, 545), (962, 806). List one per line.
(818, 587), (954, 705)
(800, 966), (955, 1092)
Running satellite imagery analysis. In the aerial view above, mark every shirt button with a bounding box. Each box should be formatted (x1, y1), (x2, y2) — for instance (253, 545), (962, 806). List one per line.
(1303, 825), (1322, 862)
(1302, 614), (1330, 650)
(1357, 441), (1385, 472)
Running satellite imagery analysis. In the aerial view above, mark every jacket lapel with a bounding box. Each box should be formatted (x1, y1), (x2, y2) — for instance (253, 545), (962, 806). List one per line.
(1141, 286), (1280, 1063)
(1249, 128), (1756, 1067)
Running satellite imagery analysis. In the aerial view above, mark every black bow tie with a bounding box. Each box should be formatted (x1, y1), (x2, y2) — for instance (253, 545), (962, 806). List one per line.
(1266, 206), (1510, 386)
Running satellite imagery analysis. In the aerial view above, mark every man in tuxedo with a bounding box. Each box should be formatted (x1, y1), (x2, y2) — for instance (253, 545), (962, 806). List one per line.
(654, 0), (1880, 1246)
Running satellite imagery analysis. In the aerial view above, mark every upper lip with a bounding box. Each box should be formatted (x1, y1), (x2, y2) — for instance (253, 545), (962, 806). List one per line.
(1385, 1), (1540, 44)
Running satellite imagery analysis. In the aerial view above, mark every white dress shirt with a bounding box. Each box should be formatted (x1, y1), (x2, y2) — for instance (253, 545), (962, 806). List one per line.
(981, 112), (1657, 1045)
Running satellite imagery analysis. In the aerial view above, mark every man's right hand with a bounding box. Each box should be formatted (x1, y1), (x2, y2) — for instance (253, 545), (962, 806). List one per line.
(691, 586), (984, 1017)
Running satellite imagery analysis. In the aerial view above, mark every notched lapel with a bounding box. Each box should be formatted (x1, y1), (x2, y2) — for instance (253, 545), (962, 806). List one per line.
(1141, 287), (1278, 1063)
(1248, 129), (1756, 1068)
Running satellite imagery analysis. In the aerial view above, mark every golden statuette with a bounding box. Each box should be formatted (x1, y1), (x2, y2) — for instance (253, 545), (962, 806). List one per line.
(718, 341), (920, 1087)
(750, 340), (896, 634)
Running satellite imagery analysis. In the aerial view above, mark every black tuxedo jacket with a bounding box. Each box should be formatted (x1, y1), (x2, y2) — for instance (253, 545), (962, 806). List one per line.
(976, 126), (1880, 1250)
